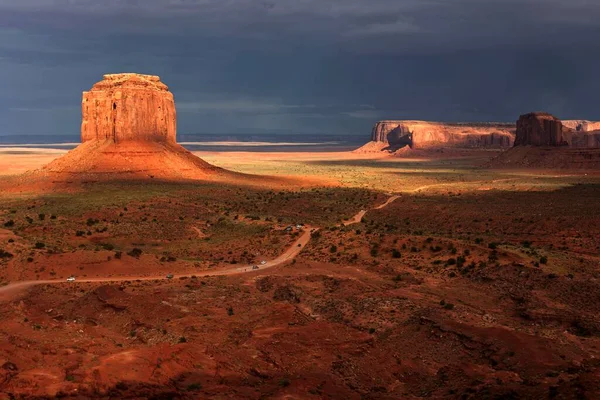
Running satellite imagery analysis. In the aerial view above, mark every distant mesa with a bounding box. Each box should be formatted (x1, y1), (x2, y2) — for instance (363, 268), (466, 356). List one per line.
(491, 112), (600, 169)
(42, 73), (222, 180)
(513, 112), (600, 149)
(514, 112), (566, 147)
(356, 113), (600, 159)
(355, 120), (516, 154)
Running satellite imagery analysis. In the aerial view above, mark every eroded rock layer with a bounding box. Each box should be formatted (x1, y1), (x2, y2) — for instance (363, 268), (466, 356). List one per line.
(368, 120), (515, 150)
(42, 73), (222, 180)
(514, 112), (565, 147)
(81, 73), (176, 143)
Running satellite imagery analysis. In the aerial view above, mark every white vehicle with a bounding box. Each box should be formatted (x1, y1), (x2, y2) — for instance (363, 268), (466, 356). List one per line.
(296, 224), (302, 229)
(260, 261), (266, 265)
(66, 276), (76, 282)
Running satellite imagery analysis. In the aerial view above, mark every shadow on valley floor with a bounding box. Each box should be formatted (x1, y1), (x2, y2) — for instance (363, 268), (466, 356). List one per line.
(305, 158), (493, 171)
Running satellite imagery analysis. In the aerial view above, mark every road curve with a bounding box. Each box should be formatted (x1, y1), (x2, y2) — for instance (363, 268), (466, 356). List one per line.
(0, 190), (409, 300)
(0, 227), (315, 300)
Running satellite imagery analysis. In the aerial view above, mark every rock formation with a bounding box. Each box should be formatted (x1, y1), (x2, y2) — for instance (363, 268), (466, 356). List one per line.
(81, 73), (176, 143)
(514, 112), (566, 146)
(360, 120), (515, 152)
(42, 73), (221, 180)
(490, 112), (600, 169)
(562, 120), (600, 133)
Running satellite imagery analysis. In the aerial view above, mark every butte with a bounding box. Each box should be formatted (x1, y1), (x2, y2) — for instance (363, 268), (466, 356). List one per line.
(42, 73), (222, 181)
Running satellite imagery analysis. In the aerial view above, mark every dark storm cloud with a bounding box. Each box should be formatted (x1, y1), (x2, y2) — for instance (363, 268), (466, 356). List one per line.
(0, 0), (599, 136)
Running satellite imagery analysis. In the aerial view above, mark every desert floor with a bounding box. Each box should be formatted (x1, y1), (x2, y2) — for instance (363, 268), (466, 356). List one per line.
(0, 147), (600, 399)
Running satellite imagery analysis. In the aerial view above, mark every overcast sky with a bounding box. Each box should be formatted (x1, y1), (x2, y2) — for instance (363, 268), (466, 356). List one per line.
(1, 0), (599, 136)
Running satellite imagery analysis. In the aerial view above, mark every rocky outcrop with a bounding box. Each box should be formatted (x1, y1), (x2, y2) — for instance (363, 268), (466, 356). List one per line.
(514, 112), (566, 147)
(368, 120), (515, 150)
(42, 73), (222, 180)
(562, 120), (600, 132)
(81, 73), (176, 143)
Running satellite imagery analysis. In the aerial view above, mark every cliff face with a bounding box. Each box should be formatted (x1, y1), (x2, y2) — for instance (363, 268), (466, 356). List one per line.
(369, 120), (515, 149)
(42, 73), (221, 180)
(81, 73), (176, 143)
(514, 113), (565, 146)
(562, 120), (600, 132)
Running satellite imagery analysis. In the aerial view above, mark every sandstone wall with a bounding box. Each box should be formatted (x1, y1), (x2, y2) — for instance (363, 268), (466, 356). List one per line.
(562, 120), (600, 132)
(81, 73), (176, 143)
(514, 112), (566, 147)
(370, 120), (515, 149)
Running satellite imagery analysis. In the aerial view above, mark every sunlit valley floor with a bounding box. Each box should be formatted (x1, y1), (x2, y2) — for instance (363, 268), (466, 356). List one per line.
(0, 148), (599, 399)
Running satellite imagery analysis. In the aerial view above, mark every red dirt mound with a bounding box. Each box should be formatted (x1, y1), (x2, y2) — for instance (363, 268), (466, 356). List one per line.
(41, 140), (222, 181)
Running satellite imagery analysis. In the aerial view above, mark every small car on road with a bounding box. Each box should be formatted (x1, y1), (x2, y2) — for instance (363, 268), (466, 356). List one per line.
(252, 265), (259, 270)
(166, 274), (174, 279)
(260, 261), (266, 265)
(66, 276), (76, 282)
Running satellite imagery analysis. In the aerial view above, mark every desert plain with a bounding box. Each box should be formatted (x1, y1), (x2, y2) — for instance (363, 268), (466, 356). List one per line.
(1, 142), (600, 399)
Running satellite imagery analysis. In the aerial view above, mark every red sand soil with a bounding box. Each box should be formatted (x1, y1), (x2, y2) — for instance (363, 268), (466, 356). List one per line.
(0, 148), (600, 398)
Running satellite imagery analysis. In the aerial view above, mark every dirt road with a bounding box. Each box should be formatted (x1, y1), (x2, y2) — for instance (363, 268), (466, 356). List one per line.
(0, 190), (407, 301)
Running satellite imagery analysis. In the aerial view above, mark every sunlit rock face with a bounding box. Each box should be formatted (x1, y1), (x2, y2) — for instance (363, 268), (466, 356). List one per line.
(81, 73), (176, 143)
(370, 120), (515, 149)
(42, 73), (221, 180)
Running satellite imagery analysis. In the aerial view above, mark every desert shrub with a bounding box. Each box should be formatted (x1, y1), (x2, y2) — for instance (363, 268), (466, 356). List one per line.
(76, 231), (85, 237)
(0, 249), (14, 259)
(443, 303), (455, 310)
(279, 378), (290, 387)
(187, 383), (202, 391)
(227, 306), (234, 316)
(488, 242), (498, 250)
(392, 249), (402, 258)
(127, 248), (142, 258)
(102, 243), (115, 251)
(178, 337), (187, 343)
(86, 218), (99, 226)
(273, 285), (300, 303)
(34, 242), (45, 249)
(114, 251), (122, 259)
(329, 245), (337, 253)
(540, 256), (548, 264)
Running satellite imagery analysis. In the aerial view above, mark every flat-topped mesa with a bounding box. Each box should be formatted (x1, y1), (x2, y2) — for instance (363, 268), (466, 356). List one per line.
(514, 112), (565, 147)
(369, 120), (516, 149)
(81, 73), (176, 143)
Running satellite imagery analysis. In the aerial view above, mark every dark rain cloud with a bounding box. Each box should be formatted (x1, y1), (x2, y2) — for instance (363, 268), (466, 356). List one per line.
(0, 0), (599, 136)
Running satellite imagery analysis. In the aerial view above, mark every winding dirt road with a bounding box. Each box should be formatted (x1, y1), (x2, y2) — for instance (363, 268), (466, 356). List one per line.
(0, 185), (437, 301)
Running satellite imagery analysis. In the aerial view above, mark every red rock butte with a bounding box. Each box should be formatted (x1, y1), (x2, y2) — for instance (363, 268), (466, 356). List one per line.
(43, 73), (221, 180)
(81, 73), (176, 143)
